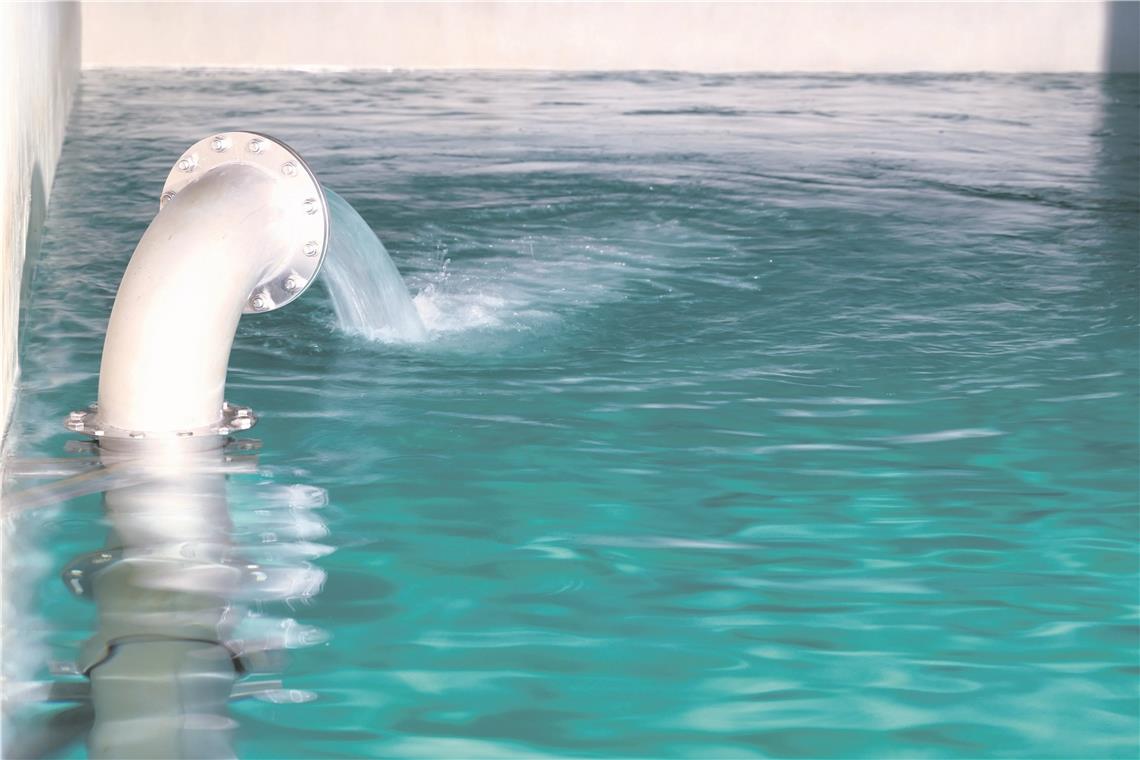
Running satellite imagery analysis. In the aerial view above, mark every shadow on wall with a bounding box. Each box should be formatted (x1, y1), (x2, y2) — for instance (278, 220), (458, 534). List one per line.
(1106, 1), (1140, 72)
(18, 163), (46, 345)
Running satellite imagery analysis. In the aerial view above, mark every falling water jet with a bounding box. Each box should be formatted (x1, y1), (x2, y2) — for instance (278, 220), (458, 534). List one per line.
(322, 190), (427, 343)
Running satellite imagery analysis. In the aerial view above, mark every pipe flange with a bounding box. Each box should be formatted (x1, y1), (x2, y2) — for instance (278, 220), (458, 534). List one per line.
(159, 131), (329, 314)
(63, 401), (257, 440)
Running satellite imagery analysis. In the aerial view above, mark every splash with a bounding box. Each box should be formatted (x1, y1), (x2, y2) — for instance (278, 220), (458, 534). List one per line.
(322, 190), (427, 342)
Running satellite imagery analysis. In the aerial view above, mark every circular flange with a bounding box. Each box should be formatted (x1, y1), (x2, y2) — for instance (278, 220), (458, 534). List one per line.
(63, 401), (257, 442)
(160, 131), (329, 314)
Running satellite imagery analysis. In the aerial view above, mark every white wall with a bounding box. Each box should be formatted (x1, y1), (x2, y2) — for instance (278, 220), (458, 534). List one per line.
(0, 3), (80, 746)
(82, 1), (1137, 73)
(0, 2), (81, 446)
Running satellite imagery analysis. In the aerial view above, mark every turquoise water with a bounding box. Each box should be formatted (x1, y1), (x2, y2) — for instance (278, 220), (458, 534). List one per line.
(4, 71), (1138, 758)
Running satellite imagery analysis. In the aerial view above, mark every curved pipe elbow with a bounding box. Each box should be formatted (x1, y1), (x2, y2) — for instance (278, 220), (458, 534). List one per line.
(95, 133), (329, 438)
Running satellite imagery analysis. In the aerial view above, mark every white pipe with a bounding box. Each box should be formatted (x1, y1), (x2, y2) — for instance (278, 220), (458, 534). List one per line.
(99, 165), (276, 433)
(51, 132), (330, 757)
(91, 132), (328, 441)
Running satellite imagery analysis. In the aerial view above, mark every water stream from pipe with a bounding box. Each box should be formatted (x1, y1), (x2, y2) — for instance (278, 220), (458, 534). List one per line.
(322, 190), (427, 342)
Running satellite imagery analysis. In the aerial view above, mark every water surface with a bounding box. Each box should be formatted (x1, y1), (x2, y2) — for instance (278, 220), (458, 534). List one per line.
(4, 71), (1138, 758)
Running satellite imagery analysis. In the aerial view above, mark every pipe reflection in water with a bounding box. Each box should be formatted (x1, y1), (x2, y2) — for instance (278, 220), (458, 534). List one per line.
(58, 441), (331, 758)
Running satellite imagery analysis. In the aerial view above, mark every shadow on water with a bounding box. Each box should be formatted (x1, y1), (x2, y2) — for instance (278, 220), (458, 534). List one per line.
(1095, 71), (1140, 276)
(1094, 66), (1140, 554)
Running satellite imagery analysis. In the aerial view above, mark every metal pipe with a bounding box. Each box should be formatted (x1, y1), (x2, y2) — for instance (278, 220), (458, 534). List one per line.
(50, 132), (332, 758)
(88, 131), (329, 441)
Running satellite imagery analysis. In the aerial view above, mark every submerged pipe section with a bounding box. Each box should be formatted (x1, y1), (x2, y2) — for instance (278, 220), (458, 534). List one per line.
(80, 458), (240, 759)
(79, 131), (329, 441)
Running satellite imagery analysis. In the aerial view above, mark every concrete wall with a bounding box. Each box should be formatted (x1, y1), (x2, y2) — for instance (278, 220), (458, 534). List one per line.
(0, 4), (80, 748)
(0, 2), (81, 446)
(82, 1), (1139, 72)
